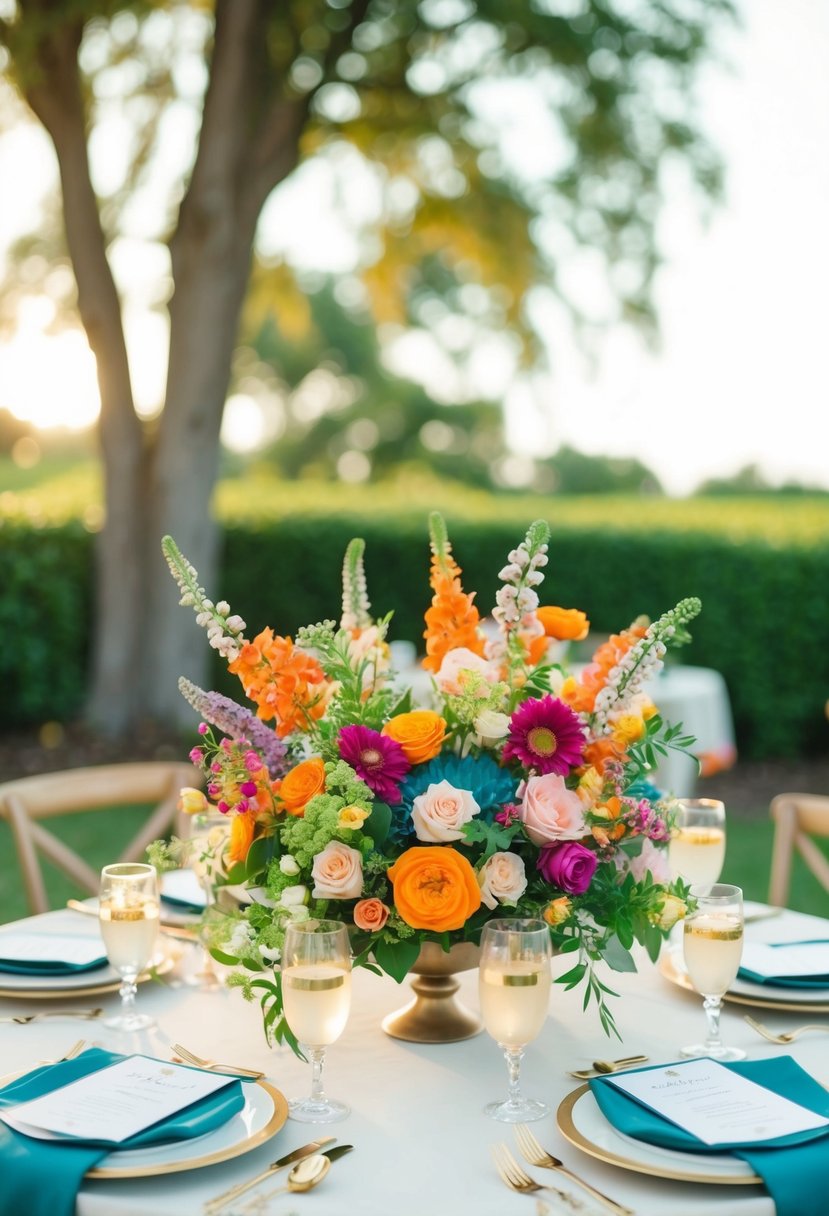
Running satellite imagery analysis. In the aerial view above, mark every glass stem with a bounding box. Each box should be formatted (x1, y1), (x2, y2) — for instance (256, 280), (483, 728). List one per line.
(308, 1046), (327, 1105)
(703, 995), (723, 1049)
(119, 973), (137, 1015)
(503, 1045), (525, 1108)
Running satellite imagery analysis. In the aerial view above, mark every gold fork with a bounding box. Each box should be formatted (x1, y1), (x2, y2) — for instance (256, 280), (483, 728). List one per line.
(514, 1123), (635, 1216)
(491, 1143), (588, 1211)
(171, 1042), (264, 1079)
(744, 1015), (829, 1045)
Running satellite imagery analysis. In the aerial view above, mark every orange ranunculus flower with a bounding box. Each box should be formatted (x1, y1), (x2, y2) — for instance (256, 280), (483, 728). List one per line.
(537, 605), (590, 642)
(382, 710), (447, 764)
(277, 756), (326, 817)
(228, 813), (255, 864)
(387, 846), (481, 932)
(591, 795), (627, 847)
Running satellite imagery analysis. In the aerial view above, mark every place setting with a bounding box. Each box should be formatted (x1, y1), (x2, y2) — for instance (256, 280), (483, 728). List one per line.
(552, 884), (829, 1216)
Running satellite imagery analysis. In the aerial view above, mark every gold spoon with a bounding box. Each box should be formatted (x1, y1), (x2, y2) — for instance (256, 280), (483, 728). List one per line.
(205, 1152), (331, 1213)
(568, 1054), (649, 1079)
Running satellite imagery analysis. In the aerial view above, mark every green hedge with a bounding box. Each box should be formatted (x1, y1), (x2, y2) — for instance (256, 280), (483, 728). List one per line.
(3, 506), (829, 759)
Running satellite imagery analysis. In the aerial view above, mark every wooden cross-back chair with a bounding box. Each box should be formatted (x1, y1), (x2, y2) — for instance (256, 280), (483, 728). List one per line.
(0, 762), (197, 915)
(768, 792), (829, 908)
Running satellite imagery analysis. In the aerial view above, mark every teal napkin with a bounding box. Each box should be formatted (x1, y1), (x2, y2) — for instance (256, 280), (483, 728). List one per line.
(590, 1057), (829, 1216)
(0, 1047), (245, 1216)
(739, 941), (829, 990)
(160, 893), (205, 914)
(0, 956), (108, 977)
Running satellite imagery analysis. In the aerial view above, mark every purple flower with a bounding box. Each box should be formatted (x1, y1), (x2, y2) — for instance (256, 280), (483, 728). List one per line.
(494, 802), (521, 827)
(178, 678), (288, 778)
(338, 724), (411, 805)
(537, 841), (598, 895)
(502, 695), (585, 776)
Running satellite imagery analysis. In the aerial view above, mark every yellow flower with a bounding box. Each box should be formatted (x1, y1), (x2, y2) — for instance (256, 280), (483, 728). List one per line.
(650, 892), (686, 931)
(576, 766), (603, 808)
(611, 714), (645, 745)
(178, 787), (208, 815)
(338, 804), (370, 831)
(543, 896), (572, 926)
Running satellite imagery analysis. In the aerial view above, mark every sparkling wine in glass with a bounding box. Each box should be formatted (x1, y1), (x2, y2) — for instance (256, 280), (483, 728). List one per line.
(282, 919), (352, 1123)
(680, 883), (746, 1061)
(479, 918), (552, 1123)
(99, 862), (160, 1031)
(668, 798), (726, 888)
(186, 809), (230, 990)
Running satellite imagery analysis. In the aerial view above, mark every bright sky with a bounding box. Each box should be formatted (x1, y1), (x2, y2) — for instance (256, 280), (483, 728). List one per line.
(0, 0), (827, 495)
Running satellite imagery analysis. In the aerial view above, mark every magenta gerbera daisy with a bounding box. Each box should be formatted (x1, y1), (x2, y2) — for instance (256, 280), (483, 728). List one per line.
(502, 695), (585, 775)
(338, 724), (411, 804)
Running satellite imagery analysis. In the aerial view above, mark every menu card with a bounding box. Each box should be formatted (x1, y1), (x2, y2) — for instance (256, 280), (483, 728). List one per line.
(741, 942), (829, 980)
(606, 1059), (829, 1146)
(1, 1056), (233, 1144)
(0, 933), (106, 967)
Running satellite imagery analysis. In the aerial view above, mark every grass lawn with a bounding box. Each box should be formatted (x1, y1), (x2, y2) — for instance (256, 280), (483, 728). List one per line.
(0, 811), (826, 926)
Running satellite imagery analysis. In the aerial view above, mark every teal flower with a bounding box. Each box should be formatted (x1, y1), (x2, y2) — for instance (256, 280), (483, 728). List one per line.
(392, 752), (518, 844)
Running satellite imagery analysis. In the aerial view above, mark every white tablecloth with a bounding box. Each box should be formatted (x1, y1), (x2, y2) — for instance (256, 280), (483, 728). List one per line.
(0, 907), (826, 1216)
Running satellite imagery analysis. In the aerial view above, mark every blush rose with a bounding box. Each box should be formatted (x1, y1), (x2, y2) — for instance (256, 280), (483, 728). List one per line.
(353, 898), (390, 932)
(311, 840), (364, 899)
(477, 851), (528, 910)
(411, 779), (480, 843)
(518, 773), (586, 846)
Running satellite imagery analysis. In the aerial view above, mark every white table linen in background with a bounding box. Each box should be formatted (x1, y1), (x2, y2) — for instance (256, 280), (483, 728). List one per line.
(0, 907), (825, 1216)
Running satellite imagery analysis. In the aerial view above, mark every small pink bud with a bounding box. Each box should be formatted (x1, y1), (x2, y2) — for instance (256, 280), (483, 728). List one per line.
(198, 722), (209, 735)
(217, 800), (230, 813)
(240, 780), (257, 798)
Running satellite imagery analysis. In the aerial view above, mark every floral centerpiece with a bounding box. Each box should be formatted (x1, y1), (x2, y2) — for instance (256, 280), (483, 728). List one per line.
(158, 514), (699, 1046)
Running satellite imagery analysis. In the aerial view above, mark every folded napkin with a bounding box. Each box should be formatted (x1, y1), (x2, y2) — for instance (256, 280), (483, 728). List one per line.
(0, 956), (108, 977)
(739, 941), (829, 990)
(0, 1047), (245, 1216)
(160, 870), (207, 914)
(590, 1057), (829, 1216)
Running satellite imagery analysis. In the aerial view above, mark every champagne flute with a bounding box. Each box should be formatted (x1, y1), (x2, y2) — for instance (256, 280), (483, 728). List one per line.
(282, 920), (352, 1123)
(186, 808), (230, 990)
(680, 883), (746, 1061)
(479, 918), (552, 1123)
(99, 862), (160, 1031)
(668, 798), (726, 888)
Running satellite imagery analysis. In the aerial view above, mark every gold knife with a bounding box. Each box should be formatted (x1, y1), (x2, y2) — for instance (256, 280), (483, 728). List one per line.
(203, 1136), (337, 1212)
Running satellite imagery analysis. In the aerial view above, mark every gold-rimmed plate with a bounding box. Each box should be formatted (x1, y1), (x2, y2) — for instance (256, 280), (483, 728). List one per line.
(557, 1085), (761, 1185)
(0, 954), (175, 1001)
(659, 949), (829, 1014)
(88, 1079), (288, 1178)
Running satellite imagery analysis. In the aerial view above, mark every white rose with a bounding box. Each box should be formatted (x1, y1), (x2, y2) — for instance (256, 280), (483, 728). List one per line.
(279, 883), (309, 907)
(411, 780), (480, 843)
(311, 841), (364, 899)
(473, 709), (511, 747)
(477, 852), (528, 910)
(279, 854), (301, 876)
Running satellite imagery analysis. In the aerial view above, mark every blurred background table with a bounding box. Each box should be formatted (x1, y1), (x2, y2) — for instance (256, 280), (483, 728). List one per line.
(643, 665), (737, 797)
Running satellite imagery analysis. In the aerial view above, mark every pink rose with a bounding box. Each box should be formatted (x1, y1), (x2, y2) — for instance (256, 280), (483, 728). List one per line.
(435, 647), (496, 696)
(518, 773), (586, 846)
(311, 841), (364, 899)
(411, 780), (480, 843)
(477, 852), (527, 910)
(353, 898), (390, 932)
(618, 837), (671, 885)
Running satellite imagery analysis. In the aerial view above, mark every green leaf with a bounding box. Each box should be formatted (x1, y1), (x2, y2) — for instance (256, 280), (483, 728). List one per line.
(364, 801), (391, 847)
(223, 861), (247, 885)
(600, 935), (637, 973)
(556, 962), (587, 988)
(245, 834), (274, 880)
(374, 937), (423, 983)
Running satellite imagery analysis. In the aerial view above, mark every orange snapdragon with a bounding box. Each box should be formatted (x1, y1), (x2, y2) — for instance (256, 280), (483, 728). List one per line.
(422, 533), (485, 673)
(228, 628), (328, 736)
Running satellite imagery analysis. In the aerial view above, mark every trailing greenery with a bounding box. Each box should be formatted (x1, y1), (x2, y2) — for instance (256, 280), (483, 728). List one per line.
(1, 473), (829, 758)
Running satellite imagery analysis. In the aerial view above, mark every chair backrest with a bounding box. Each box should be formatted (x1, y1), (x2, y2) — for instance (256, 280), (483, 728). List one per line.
(768, 792), (829, 907)
(0, 761), (198, 915)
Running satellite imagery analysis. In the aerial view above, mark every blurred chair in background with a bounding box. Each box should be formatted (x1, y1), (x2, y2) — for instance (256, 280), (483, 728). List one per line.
(0, 762), (197, 915)
(768, 792), (829, 907)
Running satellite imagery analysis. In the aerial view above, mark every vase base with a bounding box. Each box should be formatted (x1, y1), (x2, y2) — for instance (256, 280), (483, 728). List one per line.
(381, 978), (483, 1043)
